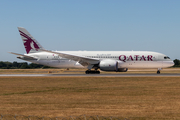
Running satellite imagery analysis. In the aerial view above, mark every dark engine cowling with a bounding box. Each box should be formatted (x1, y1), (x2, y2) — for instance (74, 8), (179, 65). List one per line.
(99, 59), (128, 72)
(99, 59), (118, 71)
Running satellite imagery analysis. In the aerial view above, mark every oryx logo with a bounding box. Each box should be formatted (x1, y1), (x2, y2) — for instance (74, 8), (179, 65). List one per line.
(19, 30), (40, 54)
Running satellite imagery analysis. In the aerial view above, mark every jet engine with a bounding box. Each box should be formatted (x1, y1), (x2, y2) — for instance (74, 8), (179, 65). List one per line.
(99, 59), (118, 71)
(99, 59), (128, 72)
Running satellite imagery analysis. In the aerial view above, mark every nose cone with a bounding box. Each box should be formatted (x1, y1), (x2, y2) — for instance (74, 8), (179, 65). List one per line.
(171, 61), (175, 66)
(165, 61), (174, 67)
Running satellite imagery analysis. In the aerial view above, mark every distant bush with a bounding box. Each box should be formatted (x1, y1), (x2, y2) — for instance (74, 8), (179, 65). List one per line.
(173, 59), (180, 67)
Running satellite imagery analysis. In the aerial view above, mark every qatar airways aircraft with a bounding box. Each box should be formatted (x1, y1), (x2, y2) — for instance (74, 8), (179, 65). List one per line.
(10, 27), (174, 74)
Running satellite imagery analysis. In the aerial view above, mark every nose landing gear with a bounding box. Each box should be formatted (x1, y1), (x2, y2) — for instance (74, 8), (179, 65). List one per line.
(157, 68), (162, 74)
(157, 70), (160, 74)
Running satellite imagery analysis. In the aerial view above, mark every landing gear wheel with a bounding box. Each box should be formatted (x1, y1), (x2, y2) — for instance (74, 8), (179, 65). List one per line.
(85, 70), (100, 74)
(157, 70), (160, 74)
(85, 71), (89, 74)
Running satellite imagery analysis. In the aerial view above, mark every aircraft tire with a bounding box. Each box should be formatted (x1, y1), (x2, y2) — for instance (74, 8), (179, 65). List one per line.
(85, 70), (100, 74)
(85, 71), (89, 74)
(157, 70), (160, 74)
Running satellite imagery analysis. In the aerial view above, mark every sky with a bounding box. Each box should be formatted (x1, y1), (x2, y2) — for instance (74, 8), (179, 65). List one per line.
(0, 0), (180, 62)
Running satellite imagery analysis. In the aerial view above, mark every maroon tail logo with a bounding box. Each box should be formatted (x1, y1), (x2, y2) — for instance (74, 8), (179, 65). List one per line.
(19, 30), (40, 54)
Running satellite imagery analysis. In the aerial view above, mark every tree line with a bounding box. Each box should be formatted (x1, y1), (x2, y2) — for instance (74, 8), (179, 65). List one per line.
(0, 61), (51, 69)
(173, 59), (180, 67)
(0, 59), (180, 69)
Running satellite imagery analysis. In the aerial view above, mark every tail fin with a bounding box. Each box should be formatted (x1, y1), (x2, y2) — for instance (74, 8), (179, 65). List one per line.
(18, 27), (44, 54)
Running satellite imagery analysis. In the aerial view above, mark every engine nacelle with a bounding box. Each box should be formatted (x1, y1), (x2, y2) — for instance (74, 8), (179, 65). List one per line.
(99, 60), (128, 72)
(99, 59), (118, 71)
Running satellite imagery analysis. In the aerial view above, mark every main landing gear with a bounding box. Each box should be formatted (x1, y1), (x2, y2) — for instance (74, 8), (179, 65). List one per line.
(85, 70), (100, 74)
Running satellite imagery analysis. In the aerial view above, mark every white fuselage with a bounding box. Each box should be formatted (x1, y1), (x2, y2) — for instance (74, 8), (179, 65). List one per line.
(21, 51), (174, 69)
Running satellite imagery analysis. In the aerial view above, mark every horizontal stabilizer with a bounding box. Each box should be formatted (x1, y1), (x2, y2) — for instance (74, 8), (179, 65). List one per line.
(9, 52), (37, 60)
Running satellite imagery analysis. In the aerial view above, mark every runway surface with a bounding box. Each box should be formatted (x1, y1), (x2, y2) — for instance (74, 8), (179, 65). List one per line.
(1, 73), (180, 77)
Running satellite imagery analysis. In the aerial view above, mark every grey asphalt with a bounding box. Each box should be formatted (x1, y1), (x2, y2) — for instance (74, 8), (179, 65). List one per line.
(1, 73), (180, 77)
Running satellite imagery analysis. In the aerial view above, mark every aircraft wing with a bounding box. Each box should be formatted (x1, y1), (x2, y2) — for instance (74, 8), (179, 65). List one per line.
(9, 52), (38, 60)
(41, 49), (100, 67)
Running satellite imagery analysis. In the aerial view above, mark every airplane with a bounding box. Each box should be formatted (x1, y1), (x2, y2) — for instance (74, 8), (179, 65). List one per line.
(10, 27), (174, 74)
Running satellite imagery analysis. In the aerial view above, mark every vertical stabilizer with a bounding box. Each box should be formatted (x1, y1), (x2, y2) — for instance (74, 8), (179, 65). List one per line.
(18, 27), (44, 54)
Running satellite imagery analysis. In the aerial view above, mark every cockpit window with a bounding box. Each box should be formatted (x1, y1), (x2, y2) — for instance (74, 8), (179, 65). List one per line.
(164, 56), (170, 59)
